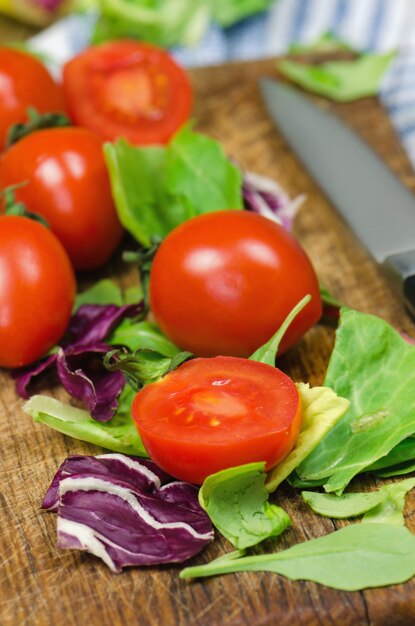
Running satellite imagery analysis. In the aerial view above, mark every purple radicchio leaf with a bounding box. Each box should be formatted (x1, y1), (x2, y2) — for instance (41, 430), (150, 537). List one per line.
(13, 353), (57, 399)
(66, 303), (143, 347)
(43, 454), (214, 572)
(32, 0), (66, 11)
(14, 302), (144, 421)
(56, 345), (125, 422)
(243, 171), (305, 230)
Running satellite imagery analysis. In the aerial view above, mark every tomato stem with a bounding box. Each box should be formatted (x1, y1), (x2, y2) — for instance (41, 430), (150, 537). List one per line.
(6, 107), (71, 148)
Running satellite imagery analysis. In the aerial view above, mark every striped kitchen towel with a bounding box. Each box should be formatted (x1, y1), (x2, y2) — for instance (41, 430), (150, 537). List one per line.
(29, 0), (415, 168)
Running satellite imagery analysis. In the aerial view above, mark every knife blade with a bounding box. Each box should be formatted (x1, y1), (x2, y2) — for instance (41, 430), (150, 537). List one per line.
(260, 77), (415, 316)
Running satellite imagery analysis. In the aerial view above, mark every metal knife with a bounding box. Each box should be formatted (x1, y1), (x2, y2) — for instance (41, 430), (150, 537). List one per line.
(260, 77), (415, 316)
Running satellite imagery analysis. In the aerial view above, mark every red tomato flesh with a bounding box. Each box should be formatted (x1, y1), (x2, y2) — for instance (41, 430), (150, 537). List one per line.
(0, 47), (65, 151)
(62, 40), (192, 145)
(132, 356), (302, 484)
(0, 127), (123, 270)
(150, 211), (322, 358)
(0, 216), (76, 368)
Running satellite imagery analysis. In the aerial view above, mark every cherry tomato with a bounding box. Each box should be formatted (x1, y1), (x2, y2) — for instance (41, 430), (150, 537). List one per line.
(150, 211), (322, 358)
(0, 47), (65, 151)
(132, 356), (302, 484)
(0, 216), (76, 368)
(0, 127), (123, 270)
(62, 40), (192, 145)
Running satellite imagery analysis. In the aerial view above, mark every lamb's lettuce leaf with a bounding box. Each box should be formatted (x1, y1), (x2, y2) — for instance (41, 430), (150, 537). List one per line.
(180, 524), (415, 589)
(104, 125), (243, 248)
(199, 463), (290, 549)
(278, 52), (395, 102)
(297, 308), (415, 493)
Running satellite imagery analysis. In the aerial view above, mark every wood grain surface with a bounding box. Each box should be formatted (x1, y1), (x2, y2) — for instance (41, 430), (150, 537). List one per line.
(0, 25), (415, 626)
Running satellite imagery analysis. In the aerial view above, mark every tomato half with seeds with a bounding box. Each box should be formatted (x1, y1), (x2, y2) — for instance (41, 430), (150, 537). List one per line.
(62, 40), (192, 145)
(0, 47), (65, 151)
(132, 356), (302, 484)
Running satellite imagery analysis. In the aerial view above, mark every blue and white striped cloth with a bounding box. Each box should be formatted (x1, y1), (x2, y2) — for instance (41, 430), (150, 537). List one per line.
(30, 0), (415, 168)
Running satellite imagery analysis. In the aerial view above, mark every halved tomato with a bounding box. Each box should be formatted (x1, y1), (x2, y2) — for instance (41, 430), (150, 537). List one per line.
(62, 40), (192, 145)
(132, 356), (302, 484)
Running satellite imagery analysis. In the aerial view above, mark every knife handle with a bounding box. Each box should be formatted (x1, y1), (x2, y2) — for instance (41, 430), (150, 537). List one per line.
(383, 251), (415, 318)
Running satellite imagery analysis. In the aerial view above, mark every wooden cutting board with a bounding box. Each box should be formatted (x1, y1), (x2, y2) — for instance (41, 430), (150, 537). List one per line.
(1, 51), (415, 626)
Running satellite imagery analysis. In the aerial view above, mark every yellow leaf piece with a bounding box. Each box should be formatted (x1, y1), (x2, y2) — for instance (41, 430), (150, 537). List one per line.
(265, 384), (349, 493)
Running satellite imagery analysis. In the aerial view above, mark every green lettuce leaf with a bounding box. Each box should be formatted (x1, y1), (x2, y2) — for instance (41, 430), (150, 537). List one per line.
(366, 437), (415, 472)
(104, 126), (243, 248)
(24, 387), (148, 457)
(180, 524), (415, 589)
(297, 308), (415, 493)
(278, 52), (395, 102)
(199, 462), (291, 549)
(373, 460), (415, 478)
(265, 383), (349, 492)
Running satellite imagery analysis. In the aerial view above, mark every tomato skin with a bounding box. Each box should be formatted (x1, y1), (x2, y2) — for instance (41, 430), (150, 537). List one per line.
(132, 356), (302, 484)
(0, 47), (65, 151)
(0, 127), (123, 270)
(0, 216), (76, 368)
(62, 40), (192, 145)
(150, 211), (322, 358)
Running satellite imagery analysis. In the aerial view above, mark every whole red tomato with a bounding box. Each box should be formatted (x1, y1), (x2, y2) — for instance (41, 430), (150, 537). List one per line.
(132, 356), (302, 484)
(0, 127), (123, 270)
(62, 40), (192, 145)
(0, 216), (76, 368)
(0, 47), (65, 151)
(150, 211), (322, 358)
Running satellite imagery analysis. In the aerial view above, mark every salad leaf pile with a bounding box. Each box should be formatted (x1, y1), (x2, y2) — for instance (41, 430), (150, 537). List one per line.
(14, 120), (414, 591)
(90, 0), (275, 47)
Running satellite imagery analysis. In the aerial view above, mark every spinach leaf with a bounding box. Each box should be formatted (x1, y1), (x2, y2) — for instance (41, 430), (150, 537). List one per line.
(74, 279), (123, 311)
(278, 52), (395, 102)
(297, 308), (415, 493)
(108, 319), (180, 356)
(266, 383), (349, 492)
(24, 387), (148, 457)
(74, 279), (142, 311)
(199, 463), (291, 549)
(249, 295), (310, 365)
(302, 490), (386, 519)
(105, 126), (243, 248)
(180, 524), (415, 590)
(362, 478), (415, 525)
